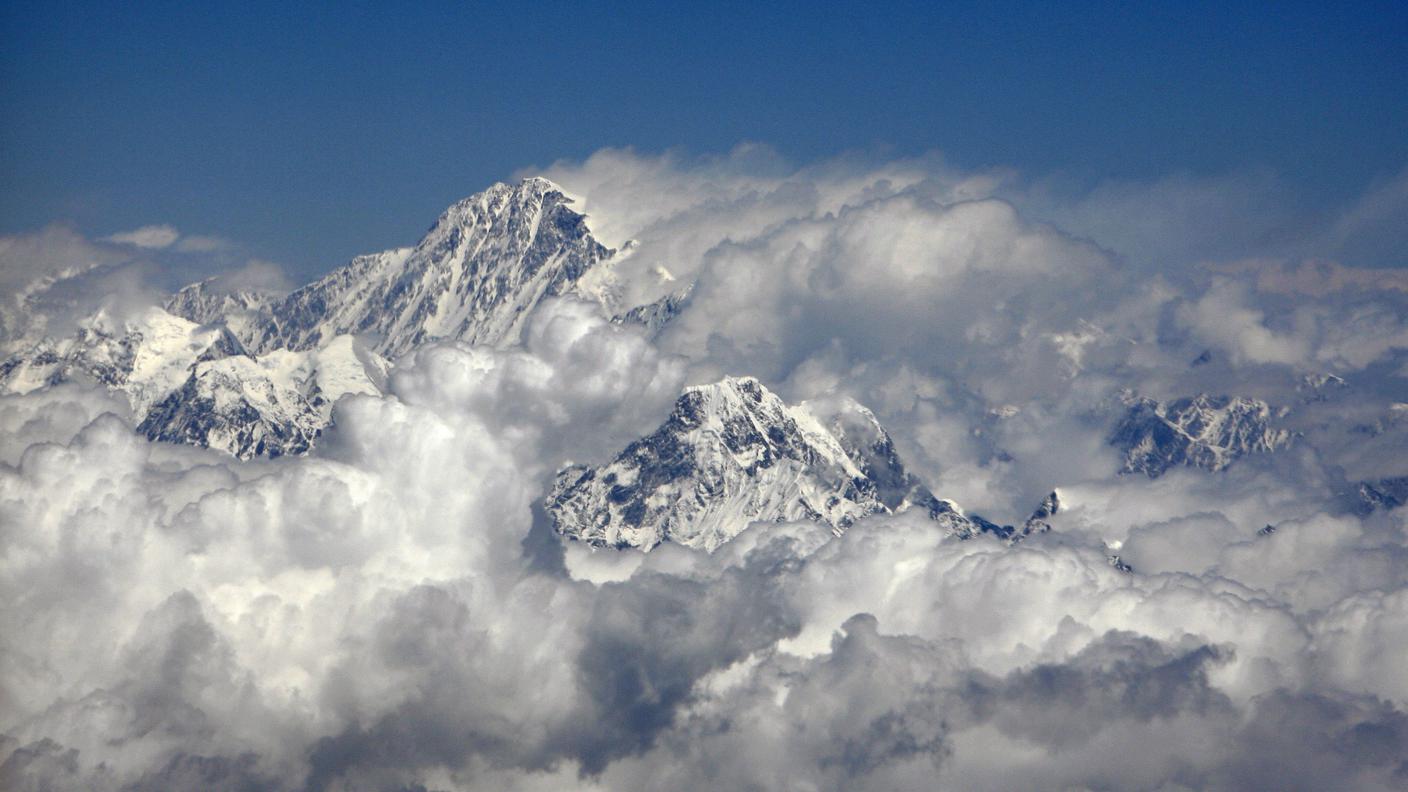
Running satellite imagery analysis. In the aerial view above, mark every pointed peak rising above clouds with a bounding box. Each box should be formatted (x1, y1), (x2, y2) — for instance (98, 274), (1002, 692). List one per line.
(244, 176), (616, 357)
(428, 176), (575, 236)
(13, 140), (1408, 792)
(2, 176), (669, 461)
(546, 376), (1017, 551)
(169, 175), (660, 365)
(456, 175), (565, 203)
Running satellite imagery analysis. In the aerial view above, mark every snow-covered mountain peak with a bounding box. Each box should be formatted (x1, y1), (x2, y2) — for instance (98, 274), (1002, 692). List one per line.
(546, 376), (999, 552)
(7, 178), (666, 461)
(245, 177), (614, 357)
(426, 177), (571, 238)
(139, 333), (389, 459)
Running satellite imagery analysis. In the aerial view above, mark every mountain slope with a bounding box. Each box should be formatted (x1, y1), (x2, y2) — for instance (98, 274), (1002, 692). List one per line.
(1355, 477), (1408, 515)
(1110, 394), (1293, 478)
(164, 278), (279, 345)
(3, 178), (634, 460)
(0, 306), (388, 460)
(610, 287), (692, 336)
(546, 376), (997, 551)
(138, 335), (389, 459)
(246, 177), (615, 357)
(0, 308), (237, 416)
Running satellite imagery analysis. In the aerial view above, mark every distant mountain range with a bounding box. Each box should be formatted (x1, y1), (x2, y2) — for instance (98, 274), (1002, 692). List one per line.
(1109, 393), (1294, 478)
(2, 178), (656, 458)
(2, 177), (1386, 553)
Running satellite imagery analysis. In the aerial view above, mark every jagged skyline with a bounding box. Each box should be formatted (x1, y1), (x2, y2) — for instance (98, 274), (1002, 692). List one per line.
(3, 3), (1407, 277)
(4, 5), (1408, 790)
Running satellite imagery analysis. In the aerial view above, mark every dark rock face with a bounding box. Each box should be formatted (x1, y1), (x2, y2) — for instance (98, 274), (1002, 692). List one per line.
(1354, 477), (1408, 515)
(1110, 394), (1292, 478)
(1020, 490), (1061, 537)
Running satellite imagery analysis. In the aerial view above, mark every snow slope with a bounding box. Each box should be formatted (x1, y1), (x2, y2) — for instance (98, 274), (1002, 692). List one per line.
(245, 177), (616, 356)
(0, 307), (237, 415)
(546, 376), (1001, 551)
(138, 335), (388, 459)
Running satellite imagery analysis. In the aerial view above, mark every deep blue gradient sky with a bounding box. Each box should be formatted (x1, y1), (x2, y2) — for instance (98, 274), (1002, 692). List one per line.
(3, 0), (1406, 277)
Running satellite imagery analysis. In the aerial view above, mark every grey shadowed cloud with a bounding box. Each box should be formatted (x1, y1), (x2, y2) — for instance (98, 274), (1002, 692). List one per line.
(3, 148), (1408, 791)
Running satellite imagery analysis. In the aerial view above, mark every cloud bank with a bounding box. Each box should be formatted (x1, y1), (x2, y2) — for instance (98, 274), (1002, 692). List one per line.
(3, 147), (1408, 790)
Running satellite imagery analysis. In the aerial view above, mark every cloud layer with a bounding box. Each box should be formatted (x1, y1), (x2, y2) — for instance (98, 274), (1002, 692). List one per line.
(4, 148), (1408, 790)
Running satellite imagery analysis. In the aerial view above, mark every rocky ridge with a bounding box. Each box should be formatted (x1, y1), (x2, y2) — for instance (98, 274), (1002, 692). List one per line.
(1110, 393), (1293, 478)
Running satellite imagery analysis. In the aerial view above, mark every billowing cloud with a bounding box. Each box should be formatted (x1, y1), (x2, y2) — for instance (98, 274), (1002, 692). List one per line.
(5, 148), (1408, 791)
(0, 223), (294, 350)
(1176, 278), (1313, 367)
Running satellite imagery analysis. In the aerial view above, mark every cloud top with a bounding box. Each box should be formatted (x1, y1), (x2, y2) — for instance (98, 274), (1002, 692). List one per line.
(3, 147), (1408, 790)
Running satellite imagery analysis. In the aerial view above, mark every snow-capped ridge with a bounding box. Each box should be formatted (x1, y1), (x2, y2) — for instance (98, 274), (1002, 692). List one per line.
(6, 177), (692, 460)
(0, 307), (237, 415)
(138, 334), (389, 459)
(164, 277), (281, 327)
(1110, 393), (1293, 478)
(241, 177), (617, 357)
(546, 376), (1012, 552)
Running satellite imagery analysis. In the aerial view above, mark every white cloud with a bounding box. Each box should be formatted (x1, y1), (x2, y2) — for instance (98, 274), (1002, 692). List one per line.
(103, 224), (181, 249)
(5, 358), (1406, 790)
(5, 148), (1408, 790)
(1176, 278), (1312, 368)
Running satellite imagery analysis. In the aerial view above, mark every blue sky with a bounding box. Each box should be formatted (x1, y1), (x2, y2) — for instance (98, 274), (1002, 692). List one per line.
(2, 0), (1406, 277)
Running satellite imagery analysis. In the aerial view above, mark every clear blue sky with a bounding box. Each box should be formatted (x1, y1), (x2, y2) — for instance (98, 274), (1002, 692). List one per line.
(2, 0), (1406, 277)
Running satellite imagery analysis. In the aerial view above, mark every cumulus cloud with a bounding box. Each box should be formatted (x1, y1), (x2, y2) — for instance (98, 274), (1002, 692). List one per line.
(7, 377), (1408, 791)
(5, 147), (1408, 790)
(1176, 278), (1313, 367)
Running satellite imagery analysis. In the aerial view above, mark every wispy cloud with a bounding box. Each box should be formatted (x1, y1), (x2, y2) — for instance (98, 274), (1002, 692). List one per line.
(102, 224), (181, 249)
